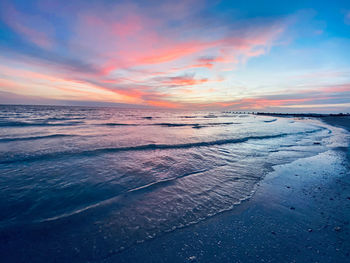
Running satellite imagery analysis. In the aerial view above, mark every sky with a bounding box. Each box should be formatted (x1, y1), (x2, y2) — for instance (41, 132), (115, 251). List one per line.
(0, 0), (350, 112)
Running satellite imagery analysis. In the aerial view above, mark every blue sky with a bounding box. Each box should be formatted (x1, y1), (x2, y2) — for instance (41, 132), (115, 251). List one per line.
(0, 0), (350, 112)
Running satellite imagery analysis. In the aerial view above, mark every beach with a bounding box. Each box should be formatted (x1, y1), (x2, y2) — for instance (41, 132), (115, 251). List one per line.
(0, 106), (349, 262)
(106, 116), (350, 263)
(2, 0), (350, 261)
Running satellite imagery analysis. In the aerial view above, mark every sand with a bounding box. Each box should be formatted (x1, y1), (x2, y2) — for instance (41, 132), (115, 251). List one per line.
(321, 116), (350, 131)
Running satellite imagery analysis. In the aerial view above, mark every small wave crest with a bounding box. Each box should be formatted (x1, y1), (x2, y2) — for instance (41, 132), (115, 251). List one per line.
(100, 123), (136, 126)
(0, 134), (76, 143)
(98, 122), (238, 128)
(263, 119), (277, 123)
(39, 169), (210, 223)
(0, 129), (324, 164)
(152, 122), (239, 128)
(0, 121), (84, 127)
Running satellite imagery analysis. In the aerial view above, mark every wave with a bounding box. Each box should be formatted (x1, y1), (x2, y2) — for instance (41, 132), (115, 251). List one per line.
(152, 122), (239, 128)
(203, 114), (217, 118)
(39, 168), (211, 223)
(46, 117), (86, 121)
(38, 199), (111, 223)
(204, 122), (240, 126)
(179, 116), (197, 118)
(263, 119), (277, 123)
(127, 168), (209, 194)
(100, 122), (195, 127)
(0, 129), (324, 164)
(0, 121), (84, 127)
(0, 134), (75, 143)
(100, 123), (136, 126)
(154, 123), (190, 127)
(99, 122), (239, 128)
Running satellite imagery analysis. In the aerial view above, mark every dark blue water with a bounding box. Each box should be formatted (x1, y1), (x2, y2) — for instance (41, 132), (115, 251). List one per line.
(0, 105), (337, 262)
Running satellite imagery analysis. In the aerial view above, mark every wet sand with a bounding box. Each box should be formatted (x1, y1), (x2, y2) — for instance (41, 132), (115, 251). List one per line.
(105, 118), (350, 263)
(321, 116), (350, 131)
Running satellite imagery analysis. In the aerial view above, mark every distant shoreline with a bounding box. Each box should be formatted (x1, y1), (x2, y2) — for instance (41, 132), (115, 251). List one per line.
(251, 112), (350, 132)
(254, 112), (350, 118)
(1, 104), (349, 115)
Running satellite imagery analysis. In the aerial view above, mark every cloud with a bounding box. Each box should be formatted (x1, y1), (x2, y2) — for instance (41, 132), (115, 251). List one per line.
(146, 100), (180, 108)
(0, 1), (54, 49)
(320, 84), (350, 94)
(0, 0), (315, 109)
(156, 74), (208, 86)
(194, 83), (350, 111)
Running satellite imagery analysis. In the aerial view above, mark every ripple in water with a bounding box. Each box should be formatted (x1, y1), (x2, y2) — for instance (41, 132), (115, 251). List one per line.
(0, 105), (338, 260)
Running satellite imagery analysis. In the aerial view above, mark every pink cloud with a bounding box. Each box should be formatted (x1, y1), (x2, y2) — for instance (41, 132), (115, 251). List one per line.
(320, 84), (350, 93)
(0, 1), (292, 109)
(293, 83), (350, 95)
(159, 74), (208, 86)
(192, 97), (328, 110)
(138, 41), (209, 65)
(71, 4), (285, 79)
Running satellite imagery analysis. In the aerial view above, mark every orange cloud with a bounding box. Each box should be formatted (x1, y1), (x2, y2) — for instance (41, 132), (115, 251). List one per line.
(0, 1), (293, 109)
(160, 75), (208, 86)
(77, 10), (284, 77)
(138, 41), (211, 65)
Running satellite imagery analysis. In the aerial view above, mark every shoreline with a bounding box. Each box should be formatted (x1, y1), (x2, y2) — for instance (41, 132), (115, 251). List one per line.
(1, 115), (349, 262)
(254, 113), (350, 134)
(105, 118), (350, 262)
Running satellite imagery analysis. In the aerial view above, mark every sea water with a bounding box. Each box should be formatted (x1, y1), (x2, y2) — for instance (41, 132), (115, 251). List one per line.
(0, 105), (344, 261)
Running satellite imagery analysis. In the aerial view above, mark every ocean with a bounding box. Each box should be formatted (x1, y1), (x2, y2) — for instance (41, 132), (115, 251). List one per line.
(0, 105), (347, 262)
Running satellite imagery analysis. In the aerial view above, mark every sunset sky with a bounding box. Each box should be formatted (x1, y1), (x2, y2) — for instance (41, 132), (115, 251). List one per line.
(0, 0), (350, 112)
